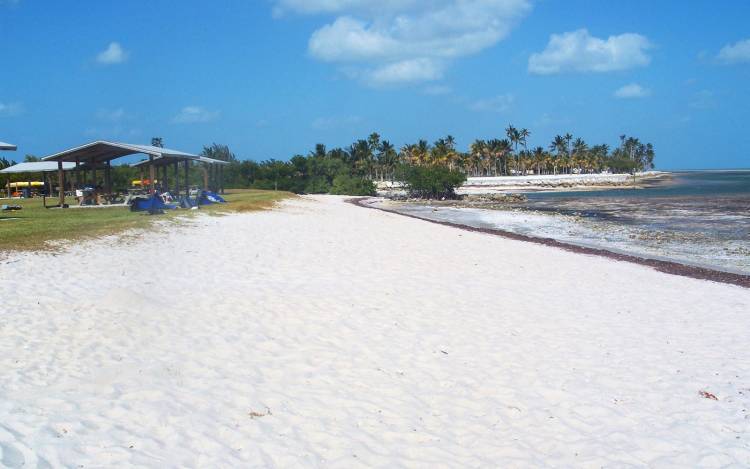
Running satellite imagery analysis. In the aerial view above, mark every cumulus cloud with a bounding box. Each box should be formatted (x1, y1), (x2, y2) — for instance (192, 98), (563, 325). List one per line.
(96, 42), (127, 65)
(0, 101), (23, 117)
(614, 83), (650, 99)
(172, 106), (220, 124)
(366, 58), (445, 85)
(529, 29), (651, 74)
(717, 38), (750, 64)
(274, 0), (422, 16)
(470, 94), (514, 113)
(275, 0), (531, 86)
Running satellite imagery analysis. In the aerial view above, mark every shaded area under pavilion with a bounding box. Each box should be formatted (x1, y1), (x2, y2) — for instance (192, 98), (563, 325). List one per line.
(41, 141), (228, 207)
(1, 161), (76, 198)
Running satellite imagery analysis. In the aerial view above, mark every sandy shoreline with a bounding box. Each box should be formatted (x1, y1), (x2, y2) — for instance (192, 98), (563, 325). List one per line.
(1, 196), (749, 467)
(377, 172), (669, 197)
(359, 198), (750, 287)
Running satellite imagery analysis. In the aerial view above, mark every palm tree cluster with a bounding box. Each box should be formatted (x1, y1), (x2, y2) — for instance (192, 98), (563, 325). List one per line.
(215, 128), (655, 194)
(462, 128), (655, 176)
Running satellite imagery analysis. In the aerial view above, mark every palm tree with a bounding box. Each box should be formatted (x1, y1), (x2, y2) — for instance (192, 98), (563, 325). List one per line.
(378, 140), (397, 181)
(532, 146), (545, 174)
(564, 133), (573, 157)
(416, 139), (430, 166)
(519, 128), (530, 174)
(549, 135), (566, 174)
(572, 137), (587, 173)
(505, 124), (519, 174)
(309, 143), (327, 159)
(445, 135), (458, 171)
(400, 143), (417, 166)
(469, 139), (487, 176)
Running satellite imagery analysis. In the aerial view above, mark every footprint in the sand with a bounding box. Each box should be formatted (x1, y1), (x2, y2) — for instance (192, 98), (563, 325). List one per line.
(0, 441), (25, 468)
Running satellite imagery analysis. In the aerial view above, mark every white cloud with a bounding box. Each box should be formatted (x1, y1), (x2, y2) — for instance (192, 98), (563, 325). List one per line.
(717, 38), (750, 64)
(469, 94), (514, 113)
(277, 0), (531, 86)
(366, 58), (444, 86)
(274, 0), (422, 16)
(528, 29), (651, 74)
(96, 42), (127, 65)
(614, 83), (650, 99)
(0, 101), (23, 117)
(172, 106), (220, 124)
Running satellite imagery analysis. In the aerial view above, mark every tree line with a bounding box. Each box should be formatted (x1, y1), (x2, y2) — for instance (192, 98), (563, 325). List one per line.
(1, 126), (655, 196)
(210, 127), (655, 193)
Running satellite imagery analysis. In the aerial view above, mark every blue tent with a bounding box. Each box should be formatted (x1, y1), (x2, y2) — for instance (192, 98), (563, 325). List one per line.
(197, 190), (226, 205)
(130, 194), (177, 213)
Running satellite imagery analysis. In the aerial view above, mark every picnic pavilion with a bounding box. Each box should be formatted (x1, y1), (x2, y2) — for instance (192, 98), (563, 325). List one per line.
(0, 161), (76, 198)
(41, 141), (228, 207)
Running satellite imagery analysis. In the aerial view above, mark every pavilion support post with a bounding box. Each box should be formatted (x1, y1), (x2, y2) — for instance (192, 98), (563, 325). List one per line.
(163, 165), (169, 194)
(202, 165), (208, 190)
(184, 161), (190, 198)
(173, 160), (179, 196)
(105, 160), (112, 196)
(149, 155), (155, 194)
(57, 159), (65, 207)
(220, 165), (225, 194)
(91, 158), (97, 188)
(75, 158), (80, 189)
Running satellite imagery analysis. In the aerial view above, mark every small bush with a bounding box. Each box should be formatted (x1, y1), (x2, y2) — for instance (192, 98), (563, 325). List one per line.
(396, 165), (466, 199)
(329, 174), (376, 196)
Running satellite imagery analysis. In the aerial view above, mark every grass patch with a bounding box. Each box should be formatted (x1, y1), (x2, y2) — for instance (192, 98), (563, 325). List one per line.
(0, 189), (293, 253)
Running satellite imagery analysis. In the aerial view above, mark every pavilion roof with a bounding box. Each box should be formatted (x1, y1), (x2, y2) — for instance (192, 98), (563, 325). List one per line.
(0, 161), (76, 174)
(130, 154), (229, 168)
(41, 140), (198, 163)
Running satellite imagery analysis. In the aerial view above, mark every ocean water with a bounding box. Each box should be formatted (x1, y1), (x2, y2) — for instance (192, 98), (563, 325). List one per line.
(386, 171), (750, 274)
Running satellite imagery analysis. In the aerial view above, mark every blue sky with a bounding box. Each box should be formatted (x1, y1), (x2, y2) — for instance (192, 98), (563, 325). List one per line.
(1, 0), (749, 169)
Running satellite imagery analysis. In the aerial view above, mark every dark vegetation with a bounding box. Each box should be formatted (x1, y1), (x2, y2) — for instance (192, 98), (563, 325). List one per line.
(1, 126), (655, 199)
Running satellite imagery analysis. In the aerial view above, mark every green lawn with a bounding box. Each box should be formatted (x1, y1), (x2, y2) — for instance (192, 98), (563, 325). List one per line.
(0, 189), (293, 252)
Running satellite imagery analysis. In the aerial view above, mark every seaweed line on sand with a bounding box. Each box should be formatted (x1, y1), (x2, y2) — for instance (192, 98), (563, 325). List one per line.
(349, 197), (750, 289)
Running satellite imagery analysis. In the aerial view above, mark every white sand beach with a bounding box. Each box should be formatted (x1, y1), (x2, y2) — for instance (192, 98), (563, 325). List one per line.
(377, 172), (668, 196)
(1, 196), (749, 467)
